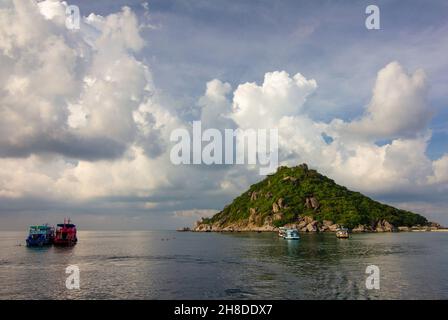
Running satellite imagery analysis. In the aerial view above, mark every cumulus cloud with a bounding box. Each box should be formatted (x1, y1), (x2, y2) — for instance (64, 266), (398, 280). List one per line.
(231, 71), (317, 129)
(329, 61), (432, 141)
(430, 154), (448, 185)
(0, 0), (151, 160)
(203, 62), (447, 205)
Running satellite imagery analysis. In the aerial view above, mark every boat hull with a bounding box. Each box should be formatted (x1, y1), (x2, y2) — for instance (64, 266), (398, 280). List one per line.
(26, 238), (52, 247)
(282, 228), (300, 240)
(53, 239), (77, 246)
(336, 232), (349, 239)
(26, 225), (54, 247)
(54, 220), (77, 246)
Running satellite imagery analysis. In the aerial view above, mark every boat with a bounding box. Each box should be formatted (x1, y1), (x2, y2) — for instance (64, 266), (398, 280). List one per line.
(336, 227), (349, 239)
(278, 227), (287, 238)
(54, 218), (77, 246)
(283, 228), (300, 240)
(26, 224), (54, 247)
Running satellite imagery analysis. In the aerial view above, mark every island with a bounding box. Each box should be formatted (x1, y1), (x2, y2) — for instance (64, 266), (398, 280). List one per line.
(193, 164), (443, 233)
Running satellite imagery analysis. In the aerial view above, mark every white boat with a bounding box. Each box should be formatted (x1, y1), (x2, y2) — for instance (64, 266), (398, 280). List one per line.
(278, 227), (287, 238)
(336, 228), (349, 239)
(283, 228), (300, 240)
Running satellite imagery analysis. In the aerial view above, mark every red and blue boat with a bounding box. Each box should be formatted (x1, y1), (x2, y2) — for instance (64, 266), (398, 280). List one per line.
(54, 218), (78, 246)
(26, 224), (54, 247)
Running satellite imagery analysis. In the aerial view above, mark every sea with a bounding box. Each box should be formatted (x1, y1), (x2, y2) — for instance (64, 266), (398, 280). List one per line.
(1, 230), (447, 299)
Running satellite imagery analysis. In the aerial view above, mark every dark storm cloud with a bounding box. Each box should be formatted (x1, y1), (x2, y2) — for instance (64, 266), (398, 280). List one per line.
(0, 133), (128, 160)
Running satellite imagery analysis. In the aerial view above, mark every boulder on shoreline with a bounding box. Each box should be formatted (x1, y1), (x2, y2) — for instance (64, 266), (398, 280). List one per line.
(193, 215), (435, 233)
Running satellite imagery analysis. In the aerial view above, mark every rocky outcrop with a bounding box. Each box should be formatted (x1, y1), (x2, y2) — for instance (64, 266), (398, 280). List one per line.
(194, 214), (410, 233)
(248, 207), (257, 224)
(304, 196), (319, 211)
(284, 216), (338, 233)
(277, 198), (284, 208)
(194, 222), (212, 232)
(250, 191), (258, 201)
(282, 176), (298, 183)
(273, 212), (283, 221)
(194, 207), (278, 232)
(352, 225), (366, 232)
(306, 221), (318, 232)
(193, 210), (440, 233)
(398, 222), (446, 232)
(375, 219), (396, 232)
(272, 198), (285, 213)
(429, 221), (443, 229)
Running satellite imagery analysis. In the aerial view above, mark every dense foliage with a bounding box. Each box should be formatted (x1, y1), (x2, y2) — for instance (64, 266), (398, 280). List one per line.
(205, 164), (428, 229)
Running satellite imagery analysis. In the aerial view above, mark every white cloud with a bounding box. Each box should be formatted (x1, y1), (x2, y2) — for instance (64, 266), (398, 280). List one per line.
(329, 61), (432, 141)
(0, 0), (150, 159)
(430, 154), (448, 184)
(199, 79), (235, 130)
(231, 71), (317, 129)
(204, 62), (447, 203)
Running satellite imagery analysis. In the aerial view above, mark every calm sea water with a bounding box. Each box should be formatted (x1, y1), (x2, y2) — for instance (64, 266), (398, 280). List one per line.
(0, 231), (447, 299)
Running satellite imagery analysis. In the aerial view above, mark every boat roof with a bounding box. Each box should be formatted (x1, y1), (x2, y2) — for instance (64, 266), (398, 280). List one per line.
(29, 225), (51, 229)
(57, 224), (76, 227)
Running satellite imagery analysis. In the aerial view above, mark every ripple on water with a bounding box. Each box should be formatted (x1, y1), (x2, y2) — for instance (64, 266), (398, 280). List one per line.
(1, 231), (447, 299)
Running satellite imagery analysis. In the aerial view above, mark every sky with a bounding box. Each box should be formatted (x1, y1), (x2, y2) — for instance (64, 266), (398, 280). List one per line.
(0, 0), (447, 230)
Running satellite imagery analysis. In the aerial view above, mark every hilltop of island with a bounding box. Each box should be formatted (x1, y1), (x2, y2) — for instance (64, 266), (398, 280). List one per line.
(194, 164), (442, 233)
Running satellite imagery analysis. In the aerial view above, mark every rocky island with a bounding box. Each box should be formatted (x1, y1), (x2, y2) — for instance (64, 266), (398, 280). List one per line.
(194, 164), (442, 233)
